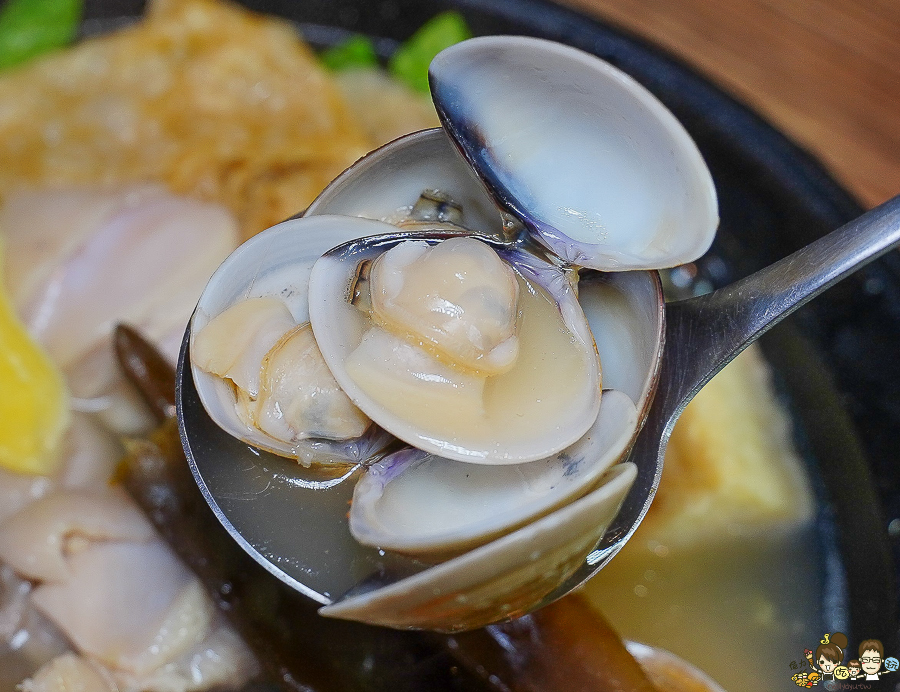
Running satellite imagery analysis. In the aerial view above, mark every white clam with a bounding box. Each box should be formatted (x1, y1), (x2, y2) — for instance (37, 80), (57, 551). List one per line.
(321, 462), (637, 631)
(190, 214), (398, 466)
(307, 234), (602, 464)
(306, 127), (665, 441)
(305, 128), (505, 236)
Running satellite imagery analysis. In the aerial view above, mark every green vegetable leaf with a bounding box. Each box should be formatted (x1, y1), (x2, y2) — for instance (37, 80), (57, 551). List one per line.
(0, 0), (82, 70)
(320, 34), (378, 72)
(389, 11), (471, 94)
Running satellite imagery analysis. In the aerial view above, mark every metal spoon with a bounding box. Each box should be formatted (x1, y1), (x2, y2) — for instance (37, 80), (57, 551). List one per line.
(177, 194), (900, 627)
(540, 193), (900, 605)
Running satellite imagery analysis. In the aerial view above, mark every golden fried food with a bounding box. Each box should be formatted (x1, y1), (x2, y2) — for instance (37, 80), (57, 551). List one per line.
(0, 0), (371, 238)
(581, 346), (814, 563)
(643, 344), (812, 546)
(334, 67), (439, 145)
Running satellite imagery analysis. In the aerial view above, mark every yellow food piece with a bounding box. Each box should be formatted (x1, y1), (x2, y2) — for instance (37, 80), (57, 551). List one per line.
(589, 344), (812, 567)
(0, 0), (372, 239)
(644, 344), (812, 546)
(587, 345), (813, 562)
(0, 240), (68, 475)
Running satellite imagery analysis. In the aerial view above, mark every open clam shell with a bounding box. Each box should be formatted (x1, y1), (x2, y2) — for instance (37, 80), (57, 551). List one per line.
(190, 214), (399, 464)
(307, 232), (602, 464)
(321, 461), (637, 631)
(181, 213), (656, 619)
(349, 389), (637, 554)
(429, 36), (719, 271)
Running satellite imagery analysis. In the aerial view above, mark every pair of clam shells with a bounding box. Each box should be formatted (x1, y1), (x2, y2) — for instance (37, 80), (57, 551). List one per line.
(189, 36), (717, 630)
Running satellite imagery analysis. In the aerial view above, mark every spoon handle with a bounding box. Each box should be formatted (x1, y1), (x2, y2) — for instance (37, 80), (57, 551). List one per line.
(657, 193), (900, 423)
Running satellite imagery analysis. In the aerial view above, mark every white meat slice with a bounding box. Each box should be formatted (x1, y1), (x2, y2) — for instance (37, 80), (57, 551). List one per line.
(0, 467), (53, 524)
(56, 413), (123, 491)
(20, 622), (258, 692)
(0, 563), (31, 641)
(31, 540), (213, 676)
(0, 488), (155, 583)
(1, 566), (71, 681)
(1, 186), (238, 434)
(0, 185), (166, 314)
(7, 188), (237, 372)
(0, 413), (121, 527)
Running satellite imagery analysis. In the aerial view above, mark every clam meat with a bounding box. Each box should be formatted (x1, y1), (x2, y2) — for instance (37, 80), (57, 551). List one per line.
(369, 237), (520, 375)
(308, 234), (602, 464)
(193, 300), (371, 448)
(189, 214), (401, 466)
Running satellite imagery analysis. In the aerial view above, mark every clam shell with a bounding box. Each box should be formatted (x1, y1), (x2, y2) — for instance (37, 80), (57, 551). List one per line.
(349, 389), (637, 554)
(305, 128), (504, 235)
(190, 214), (400, 464)
(320, 461), (637, 631)
(188, 207), (660, 619)
(429, 36), (719, 271)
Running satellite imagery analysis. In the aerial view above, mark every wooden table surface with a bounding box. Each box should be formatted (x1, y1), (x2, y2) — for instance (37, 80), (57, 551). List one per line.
(558, 0), (900, 209)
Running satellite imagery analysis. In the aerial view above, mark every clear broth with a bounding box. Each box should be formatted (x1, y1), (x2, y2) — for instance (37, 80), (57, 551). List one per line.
(584, 523), (825, 691)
